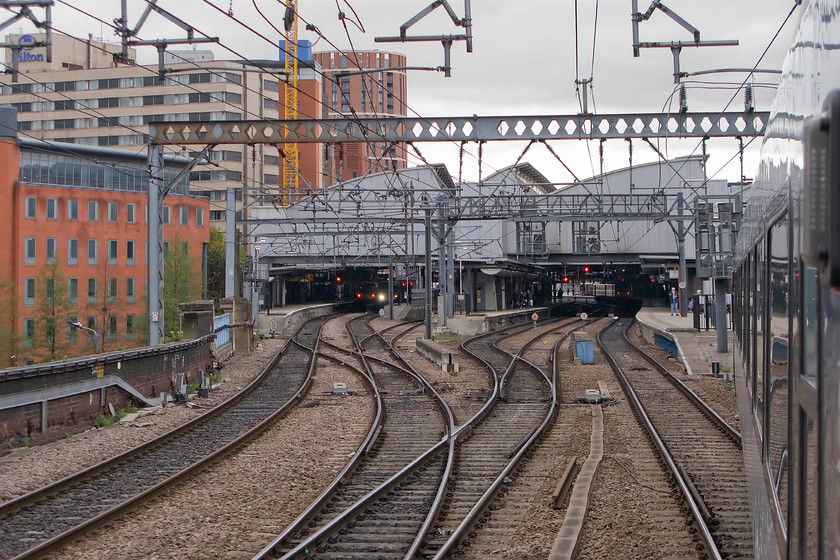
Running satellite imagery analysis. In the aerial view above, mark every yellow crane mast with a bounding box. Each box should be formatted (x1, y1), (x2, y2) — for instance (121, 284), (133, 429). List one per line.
(281, 0), (299, 204)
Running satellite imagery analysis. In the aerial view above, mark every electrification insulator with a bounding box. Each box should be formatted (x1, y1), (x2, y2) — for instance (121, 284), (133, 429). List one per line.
(679, 84), (688, 113)
(744, 84), (754, 112)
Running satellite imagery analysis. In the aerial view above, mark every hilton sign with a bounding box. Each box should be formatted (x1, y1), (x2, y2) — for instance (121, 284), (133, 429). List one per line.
(16, 35), (44, 63)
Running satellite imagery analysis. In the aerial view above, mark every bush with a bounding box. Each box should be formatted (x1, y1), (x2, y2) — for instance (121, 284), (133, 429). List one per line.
(95, 414), (115, 428)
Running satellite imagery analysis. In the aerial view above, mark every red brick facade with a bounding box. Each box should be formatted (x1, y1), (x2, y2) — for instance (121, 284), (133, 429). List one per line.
(0, 137), (210, 366)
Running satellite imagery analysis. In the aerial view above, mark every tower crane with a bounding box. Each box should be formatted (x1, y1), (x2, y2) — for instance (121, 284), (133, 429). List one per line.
(281, 0), (299, 204)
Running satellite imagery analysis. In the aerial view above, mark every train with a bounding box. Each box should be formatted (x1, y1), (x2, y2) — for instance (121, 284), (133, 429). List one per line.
(581, 282), (616, 297)
(731, 1), (839, 558)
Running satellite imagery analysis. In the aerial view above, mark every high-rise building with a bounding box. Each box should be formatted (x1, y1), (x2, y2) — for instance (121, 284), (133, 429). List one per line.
(312, 50), (408, 183)
(0, 107), (209, 365)
(0, 33), (324, 226)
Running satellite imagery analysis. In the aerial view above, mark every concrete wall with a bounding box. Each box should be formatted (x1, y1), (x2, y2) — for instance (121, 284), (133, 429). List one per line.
(0, 337), (212, 444)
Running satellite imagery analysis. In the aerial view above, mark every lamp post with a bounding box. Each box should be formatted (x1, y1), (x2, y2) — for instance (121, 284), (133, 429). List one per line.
(67, 321), (102, 354)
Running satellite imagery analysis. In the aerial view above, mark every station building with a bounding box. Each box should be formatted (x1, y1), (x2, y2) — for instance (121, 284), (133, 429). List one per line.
(0, 107), (209, 366)
(247, 155), (731, 312)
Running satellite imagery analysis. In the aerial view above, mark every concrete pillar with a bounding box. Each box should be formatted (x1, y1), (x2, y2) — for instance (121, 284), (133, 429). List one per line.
(220, 296), (251, 355)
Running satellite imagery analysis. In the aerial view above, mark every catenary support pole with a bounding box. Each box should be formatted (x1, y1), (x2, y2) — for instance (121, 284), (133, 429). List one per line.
(148, 143), (164, 345)
(225, 188), (236, 298)
(677, 192), (688, 316)
(425, 209), (433, 339)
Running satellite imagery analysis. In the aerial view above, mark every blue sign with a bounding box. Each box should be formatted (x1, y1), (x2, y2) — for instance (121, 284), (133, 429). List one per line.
(17, 34), (44, 62)
(18, 35), (36, 50)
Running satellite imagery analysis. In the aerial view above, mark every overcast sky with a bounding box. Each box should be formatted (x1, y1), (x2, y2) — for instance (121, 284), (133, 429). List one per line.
(14, 0), (800, 185)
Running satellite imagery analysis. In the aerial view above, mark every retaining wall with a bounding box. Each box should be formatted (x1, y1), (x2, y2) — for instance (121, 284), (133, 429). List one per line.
(0, 336), (213, 444)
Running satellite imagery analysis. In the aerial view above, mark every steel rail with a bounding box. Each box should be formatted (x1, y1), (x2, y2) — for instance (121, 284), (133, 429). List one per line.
(597, 318), (724, 560)
(263, 315), (453, 559)
(0, 314), (317, 518)
(3, 315), (330, 560)
(623, 319), (741, 444)
(427, 317), (590, 559)
(251, 330), (383, 560)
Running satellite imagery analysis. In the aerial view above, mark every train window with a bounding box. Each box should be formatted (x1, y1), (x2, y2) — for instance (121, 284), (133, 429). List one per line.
(801, 265), (818, 387)
(799, 411), (819, 560)
(768, 216), (790, 517)
(746, 252), (754, 387)
(754, 242), (767, 432)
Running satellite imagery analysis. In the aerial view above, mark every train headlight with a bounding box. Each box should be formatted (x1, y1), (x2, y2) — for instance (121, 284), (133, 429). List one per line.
(378, 293), (386, 301)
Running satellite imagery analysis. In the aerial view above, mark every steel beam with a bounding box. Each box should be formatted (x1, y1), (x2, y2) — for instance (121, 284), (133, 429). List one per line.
(148, 111), (768, 145)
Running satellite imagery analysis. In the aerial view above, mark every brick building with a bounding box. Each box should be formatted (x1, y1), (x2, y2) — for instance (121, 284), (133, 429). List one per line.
(0, 107), (209, 366)
(312, 50), (409, 183)
(0, 33), (323, 226)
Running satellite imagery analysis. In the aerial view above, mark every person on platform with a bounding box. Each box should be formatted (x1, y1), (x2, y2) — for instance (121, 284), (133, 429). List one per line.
(669, 286), (679, 316)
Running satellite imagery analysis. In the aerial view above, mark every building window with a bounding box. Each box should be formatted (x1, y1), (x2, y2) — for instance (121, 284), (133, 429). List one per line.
(126, 277), (136, 303)
(24, 278), (35, 306)
(210, 210), (223, 221)
(127, 203), (136, 224)
(46, 237), (57, 265)
(25, 196), (36, 219)
(68, 278), (78, 305)
(23, 319), (35, 348)
(88, 200), (98, 221)
(47, 198), (57, 220)
(126, 315), (135, 340)
(45, 278), (55, 300)
(108, 202), (118, 222)
(88, 239), (97, 265)
(180, 206), (189, 226)
(126, 240), (136, 266)
(196, 208), (205, 227)
(108, 239), (118, 265)
(108, 277), (117, 303)
(67, 315), (78, 344)
(87, 316), (97, 330)
(68, 198), (78, 221)
(68, 238), (78, 265)
(108, 315), (117, 341)
(88, 277), (97, 303)
(163, 206), (171, 225)
(25, 237), (35, 265)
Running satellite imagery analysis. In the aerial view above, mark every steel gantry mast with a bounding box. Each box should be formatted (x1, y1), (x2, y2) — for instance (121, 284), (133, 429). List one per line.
(147, 108), (765, 342)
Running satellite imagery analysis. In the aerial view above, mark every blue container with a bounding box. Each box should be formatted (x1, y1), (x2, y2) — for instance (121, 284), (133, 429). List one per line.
(280, 39), (312, 62)
(576, 341), (594, 364)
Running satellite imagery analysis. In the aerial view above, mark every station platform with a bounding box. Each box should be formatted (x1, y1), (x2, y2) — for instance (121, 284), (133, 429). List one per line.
(635, 308), (733, 376)
(259, 303), (341, 335)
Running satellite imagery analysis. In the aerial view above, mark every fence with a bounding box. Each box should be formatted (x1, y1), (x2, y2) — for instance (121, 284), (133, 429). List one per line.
(214, 313), (231, 348)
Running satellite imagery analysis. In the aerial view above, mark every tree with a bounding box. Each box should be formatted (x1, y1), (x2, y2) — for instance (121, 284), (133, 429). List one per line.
(207, 226), (247, 305)
(163, 237), (201, 340)
(34, 263), (73, 362)
(207, 226), (226, 303)
(87, 260), (120, 353)
(0, 275), (20, 368)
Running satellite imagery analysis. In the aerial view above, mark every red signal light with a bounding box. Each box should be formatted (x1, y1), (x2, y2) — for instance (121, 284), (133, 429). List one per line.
(336, 276), (342, 282)
(357, 292), (362, 298)
(584, 266), (589, 273)
(563, 276), (569, 283)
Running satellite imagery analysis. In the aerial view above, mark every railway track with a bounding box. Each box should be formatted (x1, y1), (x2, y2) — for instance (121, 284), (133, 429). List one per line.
(0, 316), (330, 560)
(256, 316), (452, 559)
(424, 317), (599, 558)
(598, 317), (752, 560)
